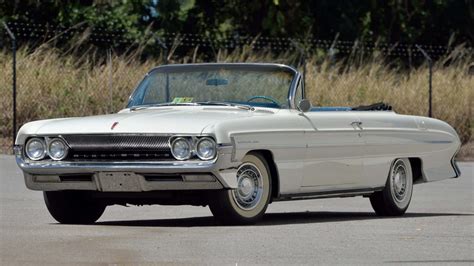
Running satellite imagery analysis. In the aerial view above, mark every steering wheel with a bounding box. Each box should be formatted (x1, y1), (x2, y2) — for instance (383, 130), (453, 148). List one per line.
(246, 96), (281, 108)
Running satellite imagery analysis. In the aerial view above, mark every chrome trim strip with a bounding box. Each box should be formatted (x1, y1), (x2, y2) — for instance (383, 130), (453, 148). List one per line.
(22, 172), (224, 191)
(276, 187), (384, 201)
(288, 73), (302, 109)
(451, 146), (461, 178)
(422, 140), (454, 144)
(17, 156), (217, 174)
(146, 63), (299, 75)
(217, 143), (233, 147)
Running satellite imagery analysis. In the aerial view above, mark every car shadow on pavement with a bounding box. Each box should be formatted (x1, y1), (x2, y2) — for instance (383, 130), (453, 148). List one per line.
(94, 211), (473, 227)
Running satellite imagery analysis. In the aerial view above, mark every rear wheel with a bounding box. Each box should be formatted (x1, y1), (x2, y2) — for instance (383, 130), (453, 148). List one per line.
(370, 158), (413, 216)
(209, 153), (272, 225)
(44, 191), (106, 224)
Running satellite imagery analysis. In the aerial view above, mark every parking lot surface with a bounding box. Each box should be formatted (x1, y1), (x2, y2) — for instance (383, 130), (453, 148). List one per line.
(0, 155), (472, 265)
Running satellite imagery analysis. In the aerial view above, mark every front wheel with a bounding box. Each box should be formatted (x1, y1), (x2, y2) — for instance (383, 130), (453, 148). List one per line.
(370, 158), (413, 216)
(44, 191), (106, 224)
(209, 153), (272, 225)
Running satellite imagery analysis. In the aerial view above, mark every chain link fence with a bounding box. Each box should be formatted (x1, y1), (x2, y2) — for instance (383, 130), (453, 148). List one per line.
(1, 22), (473, 153)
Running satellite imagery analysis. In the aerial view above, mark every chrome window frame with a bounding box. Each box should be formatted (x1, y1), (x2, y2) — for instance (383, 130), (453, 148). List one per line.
(127, 63), (302, 110)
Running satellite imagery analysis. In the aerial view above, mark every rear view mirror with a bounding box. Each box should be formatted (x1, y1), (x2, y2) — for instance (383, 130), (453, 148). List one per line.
(298, 99), (312, 112)
(206, 78), (228, 86)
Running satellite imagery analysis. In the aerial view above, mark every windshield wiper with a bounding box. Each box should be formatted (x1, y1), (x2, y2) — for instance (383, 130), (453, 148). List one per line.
(130, 101), (255, 111)
(130, 102), (198, 111)
(195, 101), (255, 111)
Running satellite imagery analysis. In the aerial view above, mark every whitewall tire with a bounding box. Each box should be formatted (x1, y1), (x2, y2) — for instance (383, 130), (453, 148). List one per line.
(209, 153), (272, 224)
(370, 158), (413, 216)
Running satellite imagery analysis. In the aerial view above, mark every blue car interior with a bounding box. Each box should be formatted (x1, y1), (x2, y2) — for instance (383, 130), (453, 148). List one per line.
(242, 101), (392, 111)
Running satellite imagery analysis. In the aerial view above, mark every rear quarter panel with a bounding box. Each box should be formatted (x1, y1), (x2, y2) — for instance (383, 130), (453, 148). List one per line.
(357, 111), (460, 187)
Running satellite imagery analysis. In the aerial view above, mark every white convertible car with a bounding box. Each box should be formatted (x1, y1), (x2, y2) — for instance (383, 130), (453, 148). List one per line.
(15, 63), (461, 224)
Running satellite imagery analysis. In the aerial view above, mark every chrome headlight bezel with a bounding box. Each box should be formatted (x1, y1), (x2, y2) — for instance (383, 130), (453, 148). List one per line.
(195, 137), (217, 160)
(47, 138), (69, 161)
(170, 137), (193, 160)
(25, 138), (47, 161)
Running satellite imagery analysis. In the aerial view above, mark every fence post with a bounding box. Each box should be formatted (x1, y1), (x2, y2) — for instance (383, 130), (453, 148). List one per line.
(3, 22), (17, 149)
(415, 45), (433, 118)
(107, 48), (113, 113)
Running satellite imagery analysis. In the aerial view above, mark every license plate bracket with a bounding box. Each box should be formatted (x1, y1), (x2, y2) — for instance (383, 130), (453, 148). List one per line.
(97, 172), (142, 192)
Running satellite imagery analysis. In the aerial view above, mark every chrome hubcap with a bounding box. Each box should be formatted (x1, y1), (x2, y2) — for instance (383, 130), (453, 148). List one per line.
(238, 177), (255, 198)
(392, 161), (407, 202)
(232, 163), (263, 210)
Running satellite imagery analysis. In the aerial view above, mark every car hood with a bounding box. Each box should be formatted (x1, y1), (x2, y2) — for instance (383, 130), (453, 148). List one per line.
(24, 106), (275, 136)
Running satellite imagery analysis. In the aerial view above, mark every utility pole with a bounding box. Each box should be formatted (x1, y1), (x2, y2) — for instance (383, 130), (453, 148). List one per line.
(416, 45), (433, 118)
(3, 22), (17, 148)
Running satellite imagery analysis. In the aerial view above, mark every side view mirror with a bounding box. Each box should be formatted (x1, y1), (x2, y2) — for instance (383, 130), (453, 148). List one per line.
(297, 99), (312, 113)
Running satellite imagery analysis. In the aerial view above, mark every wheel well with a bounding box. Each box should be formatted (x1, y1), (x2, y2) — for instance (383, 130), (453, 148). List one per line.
(408, 158), (424, 184)
(248, 150), (279, 200)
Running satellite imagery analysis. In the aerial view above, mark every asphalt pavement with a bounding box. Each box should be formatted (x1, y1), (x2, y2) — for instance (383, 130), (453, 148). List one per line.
(0, 154), (472, 265)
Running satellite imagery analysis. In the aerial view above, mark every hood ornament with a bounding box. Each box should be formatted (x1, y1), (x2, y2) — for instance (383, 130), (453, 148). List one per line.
(111, 122), (119, 130)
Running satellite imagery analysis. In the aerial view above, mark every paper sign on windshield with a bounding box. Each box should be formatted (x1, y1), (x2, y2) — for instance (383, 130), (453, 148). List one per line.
(171, 97), (194, 104)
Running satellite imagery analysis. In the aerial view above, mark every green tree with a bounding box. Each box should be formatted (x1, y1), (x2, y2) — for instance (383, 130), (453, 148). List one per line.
(1, 0), (472, 46)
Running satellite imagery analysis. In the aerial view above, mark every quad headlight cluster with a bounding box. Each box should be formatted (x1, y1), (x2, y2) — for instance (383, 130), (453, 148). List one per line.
(24, 137), (69, 161)
(170, 136), (217, 161)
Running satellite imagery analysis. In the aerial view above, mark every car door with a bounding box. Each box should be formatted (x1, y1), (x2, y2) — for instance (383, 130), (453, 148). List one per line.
(300, 111), (365, 192)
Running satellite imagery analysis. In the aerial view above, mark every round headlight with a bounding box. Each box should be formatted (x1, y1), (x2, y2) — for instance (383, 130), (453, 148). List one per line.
(48, 138), (68, 160)
(196, 137), (216, 160)
(171, 137), (192, 160)
(25, 138), (46, 161)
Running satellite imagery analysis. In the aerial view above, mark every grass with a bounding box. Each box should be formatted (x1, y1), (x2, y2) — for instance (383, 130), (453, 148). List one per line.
(0, 44), (472, 156)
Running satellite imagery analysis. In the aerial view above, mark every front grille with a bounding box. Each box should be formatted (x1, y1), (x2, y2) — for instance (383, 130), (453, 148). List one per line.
(63, 134), (173, 161)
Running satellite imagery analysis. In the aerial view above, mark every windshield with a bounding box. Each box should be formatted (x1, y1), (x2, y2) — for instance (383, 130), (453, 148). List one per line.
(127, 64), (296, 109)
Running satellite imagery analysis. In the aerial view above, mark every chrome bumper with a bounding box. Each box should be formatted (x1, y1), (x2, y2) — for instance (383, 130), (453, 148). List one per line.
(15, 146), (240, 192)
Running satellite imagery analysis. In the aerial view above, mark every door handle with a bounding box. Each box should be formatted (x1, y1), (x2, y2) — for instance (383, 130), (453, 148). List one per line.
(351, 121), (363, 129)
